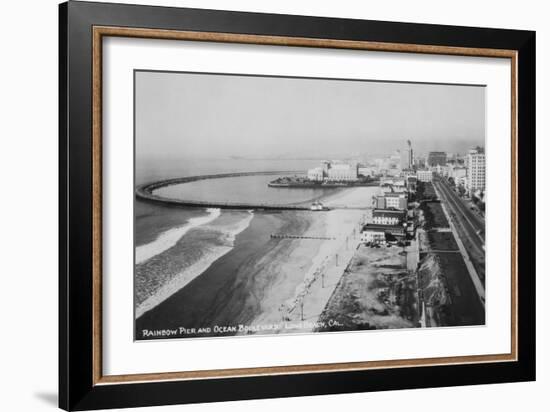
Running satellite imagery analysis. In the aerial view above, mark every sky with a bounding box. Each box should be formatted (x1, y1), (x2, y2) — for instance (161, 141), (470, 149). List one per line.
(135, 70), (485, 161)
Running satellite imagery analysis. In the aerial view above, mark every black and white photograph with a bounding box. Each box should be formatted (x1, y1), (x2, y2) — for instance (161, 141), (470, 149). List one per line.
(134, 71), (486, 340)
(1, 0), (543, 410)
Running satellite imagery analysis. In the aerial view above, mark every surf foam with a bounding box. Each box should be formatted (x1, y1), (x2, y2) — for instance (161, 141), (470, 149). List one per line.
(136, 210), (254, 318)
(135, 208), (221, 265)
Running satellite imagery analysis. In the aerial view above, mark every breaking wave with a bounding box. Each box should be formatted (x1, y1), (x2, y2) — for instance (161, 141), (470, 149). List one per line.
(136, 210), (254, 318)
(135, 208), (221, 265)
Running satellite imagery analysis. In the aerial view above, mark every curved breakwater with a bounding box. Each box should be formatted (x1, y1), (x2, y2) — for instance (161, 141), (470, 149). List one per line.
(136, 170), (312, 210)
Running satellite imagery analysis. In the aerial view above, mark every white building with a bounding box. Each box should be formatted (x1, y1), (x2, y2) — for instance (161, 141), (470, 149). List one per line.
(466, 149), (486, 193)
(307, 167), (324, 181)
(327, 163), (358, 181)
(307, 161), (359, 182)
(360, 226), (386, 243)
(400, 140), (414, 170)
(372, 209), (406, 225)
(416, 169), (434, 182)
(385, 192), (408, 210)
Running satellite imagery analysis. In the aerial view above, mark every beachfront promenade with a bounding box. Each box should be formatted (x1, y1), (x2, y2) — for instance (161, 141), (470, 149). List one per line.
(278, 211), (364, 328)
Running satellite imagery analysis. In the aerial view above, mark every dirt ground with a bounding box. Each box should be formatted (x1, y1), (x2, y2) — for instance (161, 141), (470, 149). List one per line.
(316, 245), (419, 332)
(418, 252), (485, 327)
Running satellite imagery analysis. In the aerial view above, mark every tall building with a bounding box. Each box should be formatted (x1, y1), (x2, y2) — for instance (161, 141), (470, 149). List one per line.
(400, 140), (414, 170)
(466, 148), (486, 193)
(427, 151), (447, 167)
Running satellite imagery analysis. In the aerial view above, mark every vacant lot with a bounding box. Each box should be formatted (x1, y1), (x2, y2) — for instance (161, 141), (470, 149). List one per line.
(317, 245), (418, 332)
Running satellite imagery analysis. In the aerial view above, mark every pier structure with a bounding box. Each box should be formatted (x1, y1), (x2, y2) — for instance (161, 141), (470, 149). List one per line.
(270, 234), (336, 240)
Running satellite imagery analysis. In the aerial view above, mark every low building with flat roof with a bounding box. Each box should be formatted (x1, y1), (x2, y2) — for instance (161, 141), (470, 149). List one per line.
(372, 209), (407, 225)
(360, 223), (406, 243)
(360, 225), (386, 243)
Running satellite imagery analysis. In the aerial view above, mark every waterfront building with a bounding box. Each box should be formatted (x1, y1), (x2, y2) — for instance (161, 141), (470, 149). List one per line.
(416, 169), (434, 182)
(380, 177), (405, 187)
(400, 140), (414, 170)
(360, 225), (386, 243)
(360, 224), (406, 243)
(327, 162), (358, 181)
(307, 160), (359, 182)
(372, 209), (407, 225)
(374, 195), (386, 209)
(307, 167), (324, 181)
(395, 179), (407, 190)
(427, 151), (447, 167)
(384, 192), (408, 210)
(466, 148), (486, 193)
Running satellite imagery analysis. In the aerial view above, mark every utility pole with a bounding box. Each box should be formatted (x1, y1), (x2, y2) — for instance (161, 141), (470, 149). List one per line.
(300, 300), (304, 321)
(335, 253), (339, 267)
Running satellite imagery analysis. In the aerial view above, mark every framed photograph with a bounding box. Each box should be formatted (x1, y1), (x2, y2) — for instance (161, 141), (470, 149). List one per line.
(59, 1), (535, 410)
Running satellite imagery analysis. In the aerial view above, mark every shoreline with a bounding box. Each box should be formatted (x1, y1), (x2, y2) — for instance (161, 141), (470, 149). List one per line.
(245, 208), (365, 334)
(135, 186), (379, 340)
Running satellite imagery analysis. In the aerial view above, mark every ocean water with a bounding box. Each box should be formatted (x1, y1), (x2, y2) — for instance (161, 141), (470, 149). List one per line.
(155, 174), (336, 205)
(134, 158), (359, 322)
(135, 209), (254, 318)
(136, 208), (221, 264)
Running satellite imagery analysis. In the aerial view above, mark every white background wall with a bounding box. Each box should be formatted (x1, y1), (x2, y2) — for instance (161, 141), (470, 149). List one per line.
(0, 0), (546, 411)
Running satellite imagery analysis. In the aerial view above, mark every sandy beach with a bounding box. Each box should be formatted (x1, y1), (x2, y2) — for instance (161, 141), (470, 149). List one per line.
(135, 186), (379, 340)
(244, 208), (365, 333)
(244, 187), (378, 333)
